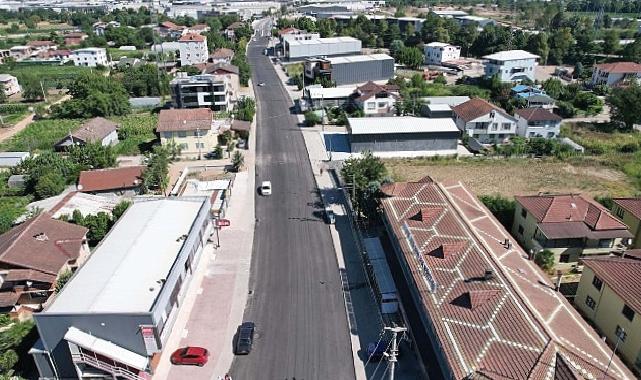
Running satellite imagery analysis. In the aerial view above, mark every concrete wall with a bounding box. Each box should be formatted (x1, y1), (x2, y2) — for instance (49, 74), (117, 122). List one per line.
(34, 313), (155, 379)
(332, 58), (394, 85)
(286, 39), (362, 59)
(350, 131), (458, 153)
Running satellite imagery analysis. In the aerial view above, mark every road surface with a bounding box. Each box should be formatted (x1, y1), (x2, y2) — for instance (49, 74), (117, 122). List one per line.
(229, 21), (356, 380)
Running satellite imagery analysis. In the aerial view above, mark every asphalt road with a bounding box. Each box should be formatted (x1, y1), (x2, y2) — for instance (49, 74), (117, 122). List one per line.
(229, 23), (356, 380)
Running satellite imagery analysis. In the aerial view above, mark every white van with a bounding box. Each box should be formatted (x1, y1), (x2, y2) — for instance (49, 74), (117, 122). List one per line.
(260, 181), (272, 196)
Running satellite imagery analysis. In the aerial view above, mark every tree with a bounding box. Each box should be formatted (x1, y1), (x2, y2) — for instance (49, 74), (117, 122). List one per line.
(35, 172), (66, 199)
(178, 65), (202, 76)
(112, 200), (131, 220)
(526, 32), (549, 65)
(398, 46), (424, 69)
(623, 38), (641, 62)
(55, 269), (73, 293)
(433, 74), (447, 85)
(68, 143), (117, 170)
(549, 28), (574, 64)
(51, 72), (130, 118)
(534, 249), (555, 272)
(389, 40), (405, 59)
(608, 83), (641, 130)
(602, 29), (619, 55)
(142, 145), (170, 194)
(19, 73), (44, 102)
(0, 89), (6, 104)
(234, 97), (255, 121)
(82, 212), (111, 245)
(543, 78), (564, 99)
(573, 62), (584, 79)
(479, 194), (515, 229)
(117, 64), (169, 97)
(340, 151), (388, 219)
(213, 145), (224, 159)
(231, 151), (244, 172)
(304, 110), (321, 127)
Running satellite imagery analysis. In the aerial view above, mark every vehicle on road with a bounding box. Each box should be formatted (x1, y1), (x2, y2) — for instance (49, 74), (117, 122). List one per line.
(260, 181), (272, 195)
(170, 347), (209, 366)
(234, 322), (255, 355)
(324, 208), (336, 224)
(258, 82), (266, 86)
(237, 139), (247, 149)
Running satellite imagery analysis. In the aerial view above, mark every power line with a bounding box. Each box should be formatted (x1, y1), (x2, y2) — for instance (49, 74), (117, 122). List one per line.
(369, 337), (394, 380)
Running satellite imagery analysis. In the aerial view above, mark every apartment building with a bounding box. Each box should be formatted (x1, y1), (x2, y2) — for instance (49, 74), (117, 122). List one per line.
(424, 42), (461, 65)
(178, 33), (208, 67)
(170, 74), (233, 112)
(591, 62), (641, 87)
(72, 48), (108, 67)
(483, 49), (539, 82)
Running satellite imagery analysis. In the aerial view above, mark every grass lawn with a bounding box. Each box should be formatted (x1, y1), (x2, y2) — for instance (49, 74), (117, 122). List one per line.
(0, 118), (82, 152)
(284, 62), (303, 77)
(384, 157), (638, 198)
(108, 48), (149, 60)
(113, 112), (159, 156)
(0, 104), (30, 126)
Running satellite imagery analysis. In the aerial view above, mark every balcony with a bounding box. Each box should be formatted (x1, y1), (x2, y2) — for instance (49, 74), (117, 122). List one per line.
(71, 352), (150, 380)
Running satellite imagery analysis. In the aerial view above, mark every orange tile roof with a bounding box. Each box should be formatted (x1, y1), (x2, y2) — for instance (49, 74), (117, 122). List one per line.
(179, 33), (206, 42)
(452, 98), (509, 122)
(581, 257), (641, 314)
(78, 166), (145, 192)
(157, 108), (213, 132)
(613, 198), (641, 220)
(595, 62), (641, 74)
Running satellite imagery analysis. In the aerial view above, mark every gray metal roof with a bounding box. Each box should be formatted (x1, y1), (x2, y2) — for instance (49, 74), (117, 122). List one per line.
(347, 116), (459, 135)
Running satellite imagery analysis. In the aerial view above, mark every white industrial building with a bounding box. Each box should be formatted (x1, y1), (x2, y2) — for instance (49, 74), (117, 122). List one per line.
(424, 42), (461, 65)
(31, 197), (213, 380)
(483, 49), (539, 82)
(72, 48), (108, 67)
(178, 33), (208, 67)
(284, 36), (361, 60)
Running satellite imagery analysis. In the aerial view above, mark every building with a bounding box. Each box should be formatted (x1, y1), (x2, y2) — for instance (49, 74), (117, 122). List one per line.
(157, 108), (220, 155)
(170, 73), (233, 112)
(285, 36), (362, 60)
(28, 49), (72, 64)
(159, 21), (185, 38)
(27, 40), (57, 52)
(9, 45), (32, 60)
(511, 84), (554, 108)
(424, 42), (461, 65)
(72, 48), (108, 67)
(347, 116), (459, 154)
(178, 33), (208, 67)
(455, 15), (496, 28)
(430, 9), (469, 18)
(0, 213), (88, 315)
(224, 21), (245, 39)
(208, 47), (234, 64)
(92, 21), (121, 36)
(0, 74), (20, 96)
(452, 98), (517, 144)
(379, 177), (635, 380)
(64, 32), (88, 47)
(31, 197), (212, 380)
(514, 108), (563, 138)
(54, 117), (119, 151)
(591, 62), (641, 87)
(304, 54), (394, 85)
(0, 152), (29, 168)
(304, 86), (355, 109)
(184, 24), (210, 35)
(0, 49), (10, 64)
(203, 63), (240, 97)
(612, 198), (641, 248)
(350, 81), (399, 115)
(574, 257), (641, 374)
(483, 49), (539, 82)
(280, 32), (321, 44)
(512, 194), (632, 270)
(77, 166), (145, 196)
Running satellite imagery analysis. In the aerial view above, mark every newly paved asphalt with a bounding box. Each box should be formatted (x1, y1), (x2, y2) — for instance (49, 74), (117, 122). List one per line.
(229, 24), (356, 379)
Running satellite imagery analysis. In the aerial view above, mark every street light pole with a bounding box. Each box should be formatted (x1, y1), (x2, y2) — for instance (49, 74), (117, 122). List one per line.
(385, 325), (407, 380)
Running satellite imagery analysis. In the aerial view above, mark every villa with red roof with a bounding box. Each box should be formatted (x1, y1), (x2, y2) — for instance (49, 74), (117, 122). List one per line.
(379, 177), (634, 379)
(575, 256), (641, 375)
(452, 98), (517, 144)
(512, 194), (632, 270)
(591, 61), (641, 87)
(612, 198), (641, 249)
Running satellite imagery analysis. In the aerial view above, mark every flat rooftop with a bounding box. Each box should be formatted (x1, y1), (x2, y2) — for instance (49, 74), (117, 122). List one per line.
(348, 116), (458, 135)
(287, 36), (360, 46)
(483, 49), (539, 61)
(307, 86), (356, 99)
(326, 53), (393, 64)
(47, 198), (206, 314)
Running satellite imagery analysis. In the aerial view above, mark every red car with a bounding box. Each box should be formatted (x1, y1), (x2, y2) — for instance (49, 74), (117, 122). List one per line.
(170, 347), (209, 366)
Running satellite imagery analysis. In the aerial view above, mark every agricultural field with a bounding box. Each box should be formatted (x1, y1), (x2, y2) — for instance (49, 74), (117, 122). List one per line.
(0, 104), (30, 126)
(108, 48), (149, 61)
(0, 118), (81, 152)
(112, 112), (158, 155)
(1, 64), (95, 88)
(385, 157), (637, 198)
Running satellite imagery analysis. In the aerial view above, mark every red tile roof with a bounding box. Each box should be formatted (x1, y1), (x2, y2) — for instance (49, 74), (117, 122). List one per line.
(27, 40), (56, 47)
(613, 198), (641, 220)
(452, 98), (511, 123)
(160, 21), (181, 30)
(4, 268), (57, 284)
(209, 48), (234, 59)
(515, 194), (630, 240)
(226, 21), (244, 30)
(190, 24), (209, 31)
(71, 117), (118, 143)
(78, 166), (145, 192)
(595, 62), (641, 74)
(278, 27), (302, 36)
(380, 179), (634, 379)
(0, 213), (87, 276)
(179, 33), (206, 42)
(581, 257), (641, 314)
(515, 108), (562, 122)
(157, 108), (213, 132)
(353, 81), (400, 102)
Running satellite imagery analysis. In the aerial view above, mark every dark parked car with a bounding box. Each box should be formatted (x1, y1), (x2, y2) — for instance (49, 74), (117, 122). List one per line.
(234, 322), (255, 355)
(170, 347), (209, 366)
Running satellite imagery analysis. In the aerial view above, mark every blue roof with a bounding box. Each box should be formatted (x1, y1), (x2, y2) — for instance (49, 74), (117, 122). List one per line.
(511, 84), (530, 93)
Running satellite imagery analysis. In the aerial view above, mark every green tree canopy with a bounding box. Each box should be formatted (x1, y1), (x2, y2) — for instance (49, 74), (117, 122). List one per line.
(341, 151), (388, 219)
(608, 83), (641, 130)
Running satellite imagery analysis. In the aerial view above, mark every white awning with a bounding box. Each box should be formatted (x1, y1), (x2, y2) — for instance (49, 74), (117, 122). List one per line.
(64, 327), (148, 371)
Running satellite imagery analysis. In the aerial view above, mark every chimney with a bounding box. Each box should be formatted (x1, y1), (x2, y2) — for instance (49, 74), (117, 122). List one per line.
(483, 269), (494, 281)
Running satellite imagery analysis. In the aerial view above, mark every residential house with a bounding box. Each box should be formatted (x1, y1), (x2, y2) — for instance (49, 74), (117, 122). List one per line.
(27, 40), (58, 52)
(591, 62), (641, 87)
(0, 213), (88, 316)
(0, 49), (10, 64)
(9, 45), (32, 60)
(159, 21), (185, 38)
(514, 108), (563, 138)
(185, 24), (210, 35)
(483, 49), (539, 82)
(511, 84), (554, 108)
(29, 49), (72, 64)
(379, 176), (635, 380)
(178, 33), (208, 67)
(63, 32), (88, 47)
(612, 198), (641, 248)
(574, 257), (641, 374)
(224, 21), (245, 39)
(71, 47), (108, 67)
(0, 74), (20, 96)
(350, 81), (399, 115)
(424, 42), (461, 65)
(305, 86), (356, 110)
(54, 117), (119, 151)
(455, 15), (496, 28)
(170, 73), (234, 112)
(92, 20), (120, 36)
(208, 48), (235, 64)
(512, 194), (632, 270)
(452, 98), (517, 144)
(78, 166), (145, 196)
(203, 63), (240, 97)
(157, 108), (219, 155)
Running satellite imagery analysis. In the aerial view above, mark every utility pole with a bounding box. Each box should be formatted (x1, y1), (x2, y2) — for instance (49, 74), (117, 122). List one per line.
(385, 325), (407, 380)
(40, 80), (47, 102)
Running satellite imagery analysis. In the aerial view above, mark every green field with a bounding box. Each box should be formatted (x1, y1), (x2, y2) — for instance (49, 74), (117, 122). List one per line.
(0, 118), (81, 152)
(0, 104), (30, 126)
(1, 64), (96, 87)
(113, 113), (159, 155)
(108, 48), (149, 61)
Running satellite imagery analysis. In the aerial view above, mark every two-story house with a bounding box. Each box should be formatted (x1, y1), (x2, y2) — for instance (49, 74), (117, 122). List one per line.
(514, 108), (563, 138)
(612, 198), (641, 249)
(512, 194), (632, 270)
(71, 47), (108, 67)
(350, 81), (400, 116)
(424, 42), (461, 65)
(591, 62), (641, 87)
(178, 33), (208, 67)
(574, 256), (641, 374)
(170, 73), (233, 112)
(483, 49), (539, 82)
(452, 98), (517, 144)
(157, 108), (222, 156)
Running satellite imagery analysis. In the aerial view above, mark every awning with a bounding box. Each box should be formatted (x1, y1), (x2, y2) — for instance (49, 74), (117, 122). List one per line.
(64, 327), (148, 371)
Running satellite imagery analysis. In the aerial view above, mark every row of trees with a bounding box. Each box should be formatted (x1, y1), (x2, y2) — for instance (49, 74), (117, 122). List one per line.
(61, 200), (131, 246)
(51, 72), (131, 119)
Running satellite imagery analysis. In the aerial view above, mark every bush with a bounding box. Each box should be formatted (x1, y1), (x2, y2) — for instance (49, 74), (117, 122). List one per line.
(304, 110), (321, 127)
(556, 101), (576, 118)
(54, 270), (72, 293)
(479, 194), (515, 229)
(534, 249), (555, 271)
(34, 172), (65, 199)
(231, 151), (244, 172)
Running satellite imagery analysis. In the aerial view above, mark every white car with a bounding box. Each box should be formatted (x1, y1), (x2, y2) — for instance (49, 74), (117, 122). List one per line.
(260, 181), (272, 196)
(258, 82), (266, 87)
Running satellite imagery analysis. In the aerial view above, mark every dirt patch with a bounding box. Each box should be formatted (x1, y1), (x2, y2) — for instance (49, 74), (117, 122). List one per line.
(385, 157), (637, 197)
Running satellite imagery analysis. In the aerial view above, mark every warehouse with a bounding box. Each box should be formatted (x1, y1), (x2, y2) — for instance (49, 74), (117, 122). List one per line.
(284, 36), (361, 60)
(305, 54), (394, 85)
(30, 197), (213, 380)
(347, 116), (459, 154)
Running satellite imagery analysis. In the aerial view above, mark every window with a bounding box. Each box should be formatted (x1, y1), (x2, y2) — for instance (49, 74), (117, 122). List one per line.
(592, 275), (603, 290)
(622, 305), (635, 321)
(521, 208), (527, 218)
(559, 254), (570, 263)
(502, 123), (511, 130)
(367, 102), (375, 110)
(378, 102), (387, 108)
(598, 239), (613, 248)
(615, 325), (627, 342)
(178, 143), (188, 150)
(491, 123), (498, 130)
(178, 131), (187, 138)
(196, 142), (204, 148)
(585, 295), (596, 309)
(518, 225), (524, 235)
(615, 207), (624, 219)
